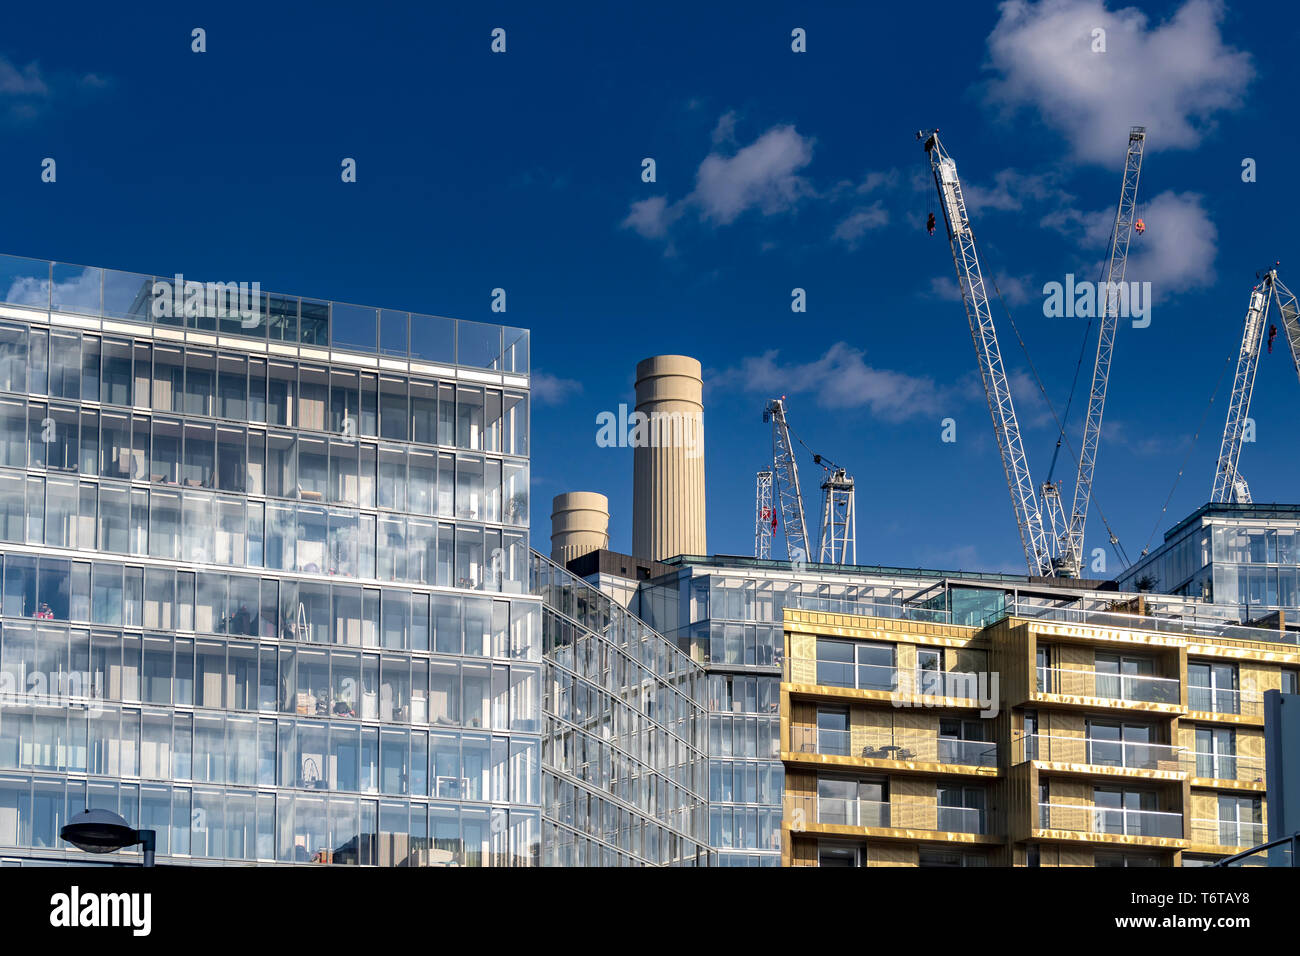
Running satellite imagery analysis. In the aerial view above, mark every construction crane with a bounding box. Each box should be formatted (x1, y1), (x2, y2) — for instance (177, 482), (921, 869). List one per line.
(919, 129), (1052, 575)
(754, 470), (774, 559)
(1212, 267), (1300, 503)
(1052, 127), (1146, 576)
(763, 398), (811, 562)
(815, 456), (856, 564)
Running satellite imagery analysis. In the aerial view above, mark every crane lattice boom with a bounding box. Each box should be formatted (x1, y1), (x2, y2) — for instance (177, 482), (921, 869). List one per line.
(1061, 126), (1146, 576)
(921, 130), (1051, 575)
(1212, 270), (1300, 503)
(763, 399), (811, 562)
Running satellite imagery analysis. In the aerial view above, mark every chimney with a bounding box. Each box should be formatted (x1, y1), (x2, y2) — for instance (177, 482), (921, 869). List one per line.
(632, 354), (706, 561)
(550, 492), (610, 566)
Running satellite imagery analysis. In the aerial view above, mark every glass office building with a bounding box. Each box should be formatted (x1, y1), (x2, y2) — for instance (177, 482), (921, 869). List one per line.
(0, 255), (543, 865)
(532, 553), (709, 865)
(1117, 504), (1300, 618)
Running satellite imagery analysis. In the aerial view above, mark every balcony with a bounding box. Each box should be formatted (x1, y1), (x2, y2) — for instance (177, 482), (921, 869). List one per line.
(1191, 818), (1265, 849)
(1038, 802), (1184, 839)
(936, 805), (987, 835)
(1015, 733), (1183, 773)
(1187, 686), (1263, 718)
(812, 798), (988, 835)
(791, 726), (997, 768)
(787, 658), (986, 701)
(1036, 666), (1179, 706)
(1180, 750), (1265, 784)
(817, 797), (891, 828)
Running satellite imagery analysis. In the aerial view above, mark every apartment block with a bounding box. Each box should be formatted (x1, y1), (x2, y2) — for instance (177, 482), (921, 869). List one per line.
(781, 602), (1298, 867)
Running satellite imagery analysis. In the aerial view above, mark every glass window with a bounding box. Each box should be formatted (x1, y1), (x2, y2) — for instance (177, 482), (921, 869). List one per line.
(332, 304), (376, 353)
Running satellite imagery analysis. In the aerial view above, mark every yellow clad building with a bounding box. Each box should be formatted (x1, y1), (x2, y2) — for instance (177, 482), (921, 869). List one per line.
(781, 600), (1297, 867)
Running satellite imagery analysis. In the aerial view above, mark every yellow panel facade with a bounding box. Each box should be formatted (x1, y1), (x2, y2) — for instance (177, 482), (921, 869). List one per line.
(780, 606), (1290, 867)
(891, 777), (937, 829)
(868, 843), (917, 867)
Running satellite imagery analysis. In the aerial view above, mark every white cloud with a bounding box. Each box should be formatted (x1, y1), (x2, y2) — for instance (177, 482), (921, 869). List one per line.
(621, 196), (679, 240)
(621, 119), (816, 243)
(693, 124), (815, 225)
(985, 0), (1253, 163)
(963, 168), (1068, 214)
(712, 342), (950, 423)
(1044, 190), (1217, 294)
(832, 201), (889, 248)
(711, 110), (738, 146)
(530, 371), (583, 406)
(0, 55), (48, 97)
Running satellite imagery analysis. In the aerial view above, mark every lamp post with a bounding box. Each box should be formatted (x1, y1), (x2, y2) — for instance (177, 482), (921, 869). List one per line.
(60, 809), (157, 867)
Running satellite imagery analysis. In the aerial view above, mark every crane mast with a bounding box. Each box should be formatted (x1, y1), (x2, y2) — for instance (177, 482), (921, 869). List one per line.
(763, 398), (811, 562)
(754, 470), (774, 559)
(817, 462), (857, 565)
(1061, 126), (1146, 575)
(920, 130), (1051, 575)
(1212, 269), (1300, 503)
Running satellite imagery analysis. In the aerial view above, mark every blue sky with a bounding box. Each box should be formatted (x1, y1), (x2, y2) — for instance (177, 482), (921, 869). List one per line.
(2, 0), (1297, 575)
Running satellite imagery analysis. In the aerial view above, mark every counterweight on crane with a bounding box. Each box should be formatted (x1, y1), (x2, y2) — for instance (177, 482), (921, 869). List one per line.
(919, 129), (1051, 575)
(1212, 268), (1300, 503)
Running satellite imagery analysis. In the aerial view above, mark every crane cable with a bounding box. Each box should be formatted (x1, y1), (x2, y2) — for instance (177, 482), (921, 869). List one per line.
(984, 269), (1131, 568)
(1138, 354), (1233, 557)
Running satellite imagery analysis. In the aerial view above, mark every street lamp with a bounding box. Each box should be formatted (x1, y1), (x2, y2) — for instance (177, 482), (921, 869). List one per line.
(60, 809), (156, 867)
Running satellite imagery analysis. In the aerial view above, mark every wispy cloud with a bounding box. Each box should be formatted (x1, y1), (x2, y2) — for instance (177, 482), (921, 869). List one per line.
(984, 0), (1253, 164)
(832, 201), (889, 248)
(530, 370), (583, 406)
(1043, 190), (1217, 295)
(711, 342), (958, 423)
(622, 118), (816, 245)
(0, 52), (110, 122)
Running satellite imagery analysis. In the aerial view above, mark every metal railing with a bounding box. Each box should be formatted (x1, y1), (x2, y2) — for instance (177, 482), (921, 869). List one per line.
(1187, 685), (1263, 717)
(1038, 802), (1183, 839)
(1008, 601), (1296, 647)
(791, 726), (996, 767)
(1180, 750), (1265, 783)
(1015, 733), (1183, 771)
(815, 797), (891, 828)
(1191, 818), (1265, 848)
(936, 805), (987, 834)
(1036, 666), (1180, 705)
(786, 658), (989, 700)
(788, 596), (951, 624)
(809, 797), (988, 834)
(0, 253), (528, 372)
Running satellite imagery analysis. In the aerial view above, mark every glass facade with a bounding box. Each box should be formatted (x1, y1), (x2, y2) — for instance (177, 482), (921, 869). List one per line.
(0, 261), (544, 865)
(1117, 506), (1300, 617)
(532, 554), (708, 865)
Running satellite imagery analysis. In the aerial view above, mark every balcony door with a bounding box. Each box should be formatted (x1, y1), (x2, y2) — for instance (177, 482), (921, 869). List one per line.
(1093, 787), (1159, 836)
(1195, 726), (1236, 780)
(1217, 795), (1263, 848)
(1189, 662), (1238, 714)
(1095, 654), (1157, 702)
(917, 649), (942, 695)
(1087, 721), (1155, 769)
(937, 784), (986, 834)
(816, 707), (850, 756)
